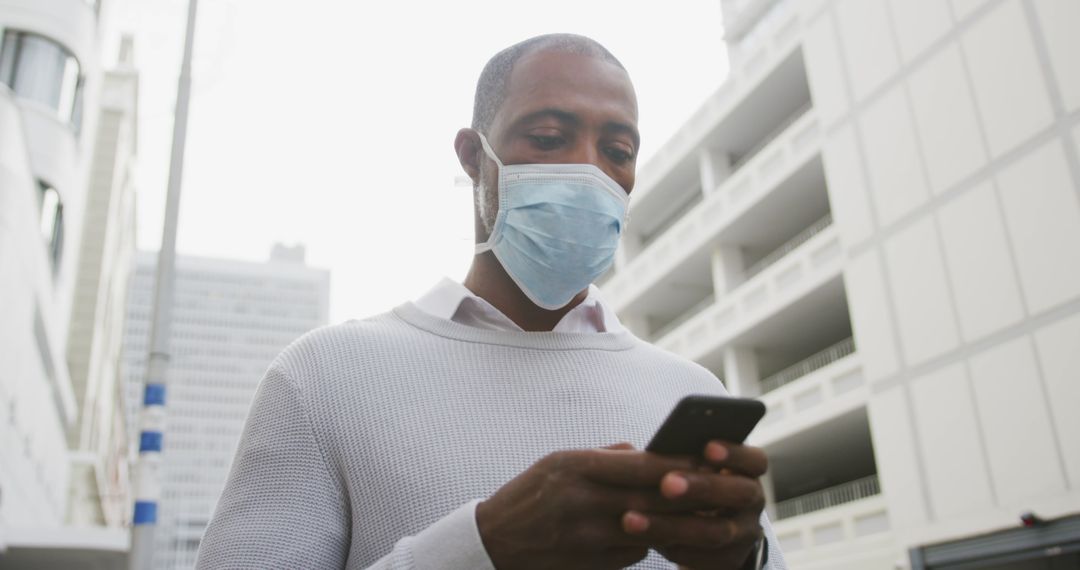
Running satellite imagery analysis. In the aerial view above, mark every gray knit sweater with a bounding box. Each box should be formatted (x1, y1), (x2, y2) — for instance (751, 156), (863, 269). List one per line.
(196, 302), (785, 568)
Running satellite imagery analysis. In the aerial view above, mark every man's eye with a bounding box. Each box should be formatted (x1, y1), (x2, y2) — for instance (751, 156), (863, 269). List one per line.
(605, 147), (635, 164)
(529, 135), (564, 150)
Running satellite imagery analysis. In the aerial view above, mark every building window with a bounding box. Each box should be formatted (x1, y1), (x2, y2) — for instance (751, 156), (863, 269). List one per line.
(38, 180), (64, 271)
(0, 30), (84, 130)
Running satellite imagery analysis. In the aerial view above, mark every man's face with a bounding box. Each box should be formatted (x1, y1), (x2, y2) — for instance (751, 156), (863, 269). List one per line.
(480, 49), (640, 203)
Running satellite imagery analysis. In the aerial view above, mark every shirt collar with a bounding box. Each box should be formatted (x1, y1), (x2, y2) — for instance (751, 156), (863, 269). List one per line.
(413, 277), (625, 334)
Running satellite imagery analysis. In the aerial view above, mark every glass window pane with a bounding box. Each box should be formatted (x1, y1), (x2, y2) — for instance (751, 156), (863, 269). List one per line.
(38, 180), (64, 270)
(0, 33), (18, 86)
(0, 31), (82, 126)
(52, 204), (64, 270)
(58, 54), (80, 123)
(39, 183), (60, 241)
(13, 34), (69, 111)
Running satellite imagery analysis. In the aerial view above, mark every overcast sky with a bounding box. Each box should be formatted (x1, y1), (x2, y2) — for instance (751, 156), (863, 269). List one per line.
(109, 0), (730, 323)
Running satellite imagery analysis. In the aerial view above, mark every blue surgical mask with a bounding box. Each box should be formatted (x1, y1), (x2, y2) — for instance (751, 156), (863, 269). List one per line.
(475, 132), (630, 310)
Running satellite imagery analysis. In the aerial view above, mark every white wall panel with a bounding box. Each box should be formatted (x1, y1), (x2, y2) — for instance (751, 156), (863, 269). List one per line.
(1033, 0), (1080, 113)
(886, 0), (952, 64)
(823, 126), (875, 246)
(907, 45), (987, 194)
(969, 336), (1066, 505)
(833, 0), (900, 102)
(910, 363), (995, 519)
(844, 251), (900, 381)
(1033, 312), (1080, 489)
(951, 0), (992, 21)
(937, 182), (1024, 341)
(803, 12), (851, 127)
(963, 0), (1055, 157)
(884, 218), (960, 366)
(860, 89), (930, 227)
(868, 386), (929, 529)
(997, 141), (1080, 313)
(1075, 123), (1080, 164)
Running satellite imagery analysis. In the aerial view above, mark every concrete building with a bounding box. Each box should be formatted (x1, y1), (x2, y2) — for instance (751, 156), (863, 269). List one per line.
(0, 0), (133, 566)
(122, 246), (330, 570)
(600, 0), (1080, 568)
(65, 34), (138, 530)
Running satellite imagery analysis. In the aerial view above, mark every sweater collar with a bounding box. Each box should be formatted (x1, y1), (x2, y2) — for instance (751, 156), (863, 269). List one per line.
(393, 301), (639, 352)
(413, 277), (625, 334)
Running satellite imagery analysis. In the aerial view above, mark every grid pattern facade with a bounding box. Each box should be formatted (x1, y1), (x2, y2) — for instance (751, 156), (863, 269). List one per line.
(601, 0), (1080, 567)
(121, 250), (329, 570)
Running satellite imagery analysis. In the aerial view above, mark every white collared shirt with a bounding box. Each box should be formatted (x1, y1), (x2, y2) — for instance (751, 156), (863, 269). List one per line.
(413, 277), (625, 334)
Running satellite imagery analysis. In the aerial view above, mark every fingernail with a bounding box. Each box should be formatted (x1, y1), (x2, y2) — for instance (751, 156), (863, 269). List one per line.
(706, 441), (729, 462)
(663, 473), (689, 497)
(622, 511), (649, 534)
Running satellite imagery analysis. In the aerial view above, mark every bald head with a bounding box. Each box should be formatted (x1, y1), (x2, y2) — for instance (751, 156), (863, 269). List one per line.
(471, 33), (627, 135)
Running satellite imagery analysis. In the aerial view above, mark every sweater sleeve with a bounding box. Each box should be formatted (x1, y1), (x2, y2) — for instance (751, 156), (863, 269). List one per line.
(367, 500), (496, 569)
(762, 512), (788, 569)
(196, 365), (498, 570)
(195, 365), (351, 568)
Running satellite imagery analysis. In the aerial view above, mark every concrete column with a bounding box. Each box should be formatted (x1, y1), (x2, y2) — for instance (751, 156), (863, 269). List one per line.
(723, 345), (761, 398)
(698, 146), (732, 196)
(711, 245), (745, 297)
(761, 471), (778, 521)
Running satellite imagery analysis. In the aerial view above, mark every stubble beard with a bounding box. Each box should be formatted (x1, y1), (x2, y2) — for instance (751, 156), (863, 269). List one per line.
(475, 168), (498, 237)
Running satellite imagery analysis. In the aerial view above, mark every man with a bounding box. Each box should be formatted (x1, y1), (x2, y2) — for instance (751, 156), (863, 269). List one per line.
(197, 34), (785, 569)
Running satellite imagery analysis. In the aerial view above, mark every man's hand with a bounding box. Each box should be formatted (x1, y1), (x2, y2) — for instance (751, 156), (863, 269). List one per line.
(476, 445), (701, 570)
(623, 440), (768, 569)
(476, 441), (767, 570)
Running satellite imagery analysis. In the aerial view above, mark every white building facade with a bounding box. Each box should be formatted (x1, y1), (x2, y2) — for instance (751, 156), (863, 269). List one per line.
(600, 0), (1080, 568)
(65, 34), (138, 530)
(0, 0), (135, 566)
(122, 246), (329, 570)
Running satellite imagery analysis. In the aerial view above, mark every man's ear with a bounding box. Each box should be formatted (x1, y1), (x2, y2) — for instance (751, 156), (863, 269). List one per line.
(454, 128), (482, 186)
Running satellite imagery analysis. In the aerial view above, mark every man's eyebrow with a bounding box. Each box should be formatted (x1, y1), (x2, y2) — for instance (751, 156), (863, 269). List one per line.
(512, 107), (582, 128)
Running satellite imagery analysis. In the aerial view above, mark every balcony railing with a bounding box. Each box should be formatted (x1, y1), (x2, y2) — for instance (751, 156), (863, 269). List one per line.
(650, 293), (716, 342)
(745, 213), (833, 279)
(760, 336), (855, 394)
(775, 474), (880, 520)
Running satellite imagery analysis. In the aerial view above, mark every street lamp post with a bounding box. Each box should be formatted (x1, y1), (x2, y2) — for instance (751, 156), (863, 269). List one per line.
(129, 0), (198, 567)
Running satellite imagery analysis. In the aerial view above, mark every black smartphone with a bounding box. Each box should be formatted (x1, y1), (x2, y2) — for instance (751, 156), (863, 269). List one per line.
(646, 395), (766, 456)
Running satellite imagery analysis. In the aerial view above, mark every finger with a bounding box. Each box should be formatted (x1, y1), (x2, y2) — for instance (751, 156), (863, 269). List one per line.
(602, 442), (636, 451)
(702, 441), (768, 477)
(572, 546), (651, 570)
(622, 510), (763, 549)
(574, 449), (698, 488)
(560, 515), (650, 550)
(659, 471), (765, 513)
(581, 480), (716, 515)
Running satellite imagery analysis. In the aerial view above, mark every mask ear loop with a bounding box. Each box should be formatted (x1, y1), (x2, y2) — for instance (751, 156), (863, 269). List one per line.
(476, 132), (505, 168)
(474, 132), (505, 254)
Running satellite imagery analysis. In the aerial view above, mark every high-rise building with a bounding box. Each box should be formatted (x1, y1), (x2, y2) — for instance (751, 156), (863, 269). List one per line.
(121, 246), (330, 570)
(65, 34), (139, 530)
(600, 0), (1080, 568)
(0, 0), (135, 567)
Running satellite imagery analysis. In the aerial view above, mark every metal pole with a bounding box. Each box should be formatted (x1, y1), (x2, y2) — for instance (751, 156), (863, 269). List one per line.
(129, 0), (198, 567)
